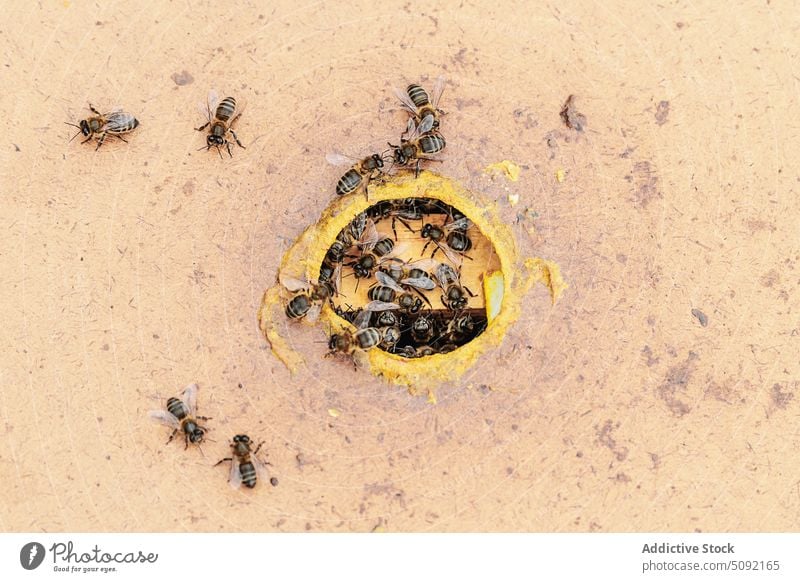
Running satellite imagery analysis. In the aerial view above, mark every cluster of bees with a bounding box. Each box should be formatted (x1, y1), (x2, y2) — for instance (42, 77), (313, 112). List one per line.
(283, 78), (490, 363)
(66, 90), (244, 157)
(148, 383), (277, 490)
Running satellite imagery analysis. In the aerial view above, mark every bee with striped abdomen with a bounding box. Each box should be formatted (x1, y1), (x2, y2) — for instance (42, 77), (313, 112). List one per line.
(148, 383), (210, 449)
(394, 76), (446, 135)
(66, 104), (139, 150)
(215, 434), (277, 489)
(196, 90), (246, 158)
(434, 263), (476, 311)
(388, 130), (446, 177)
(326, 152), (389, 199)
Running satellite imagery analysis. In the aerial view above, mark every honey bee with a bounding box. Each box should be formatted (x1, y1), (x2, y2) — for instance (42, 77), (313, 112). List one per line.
(364, 269), (433, 314)
(280, 273), (334, 323)
(326, 326), (383, 365)
(420, 219), (473, 266)
(394, 75), (446, 134)
(196, 90), (246, 158)
(326, 152), (389, 198)
(346, 235), (403, 280)
(445, 312), (485, 342)
(214, 434), (277, 489)
(388, 132), (446, 176)
(148, 383), (210, 449)
(410, 311), (437, 344)
(65, 104), (139, 150)
(434, 263), (476, 311)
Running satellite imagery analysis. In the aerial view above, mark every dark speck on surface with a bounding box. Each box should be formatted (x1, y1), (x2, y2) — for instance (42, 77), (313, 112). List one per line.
(691, 308), (708, 327)
(560, 94), (586, 131)
(171, 70), (194, 86)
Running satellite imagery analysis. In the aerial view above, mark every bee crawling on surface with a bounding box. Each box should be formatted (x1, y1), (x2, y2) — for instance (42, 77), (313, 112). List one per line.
(215, 434), (277, 489)
(393, 75), (446, 135)
(196, 89), (246, 158)
(281, 271), (336, 323)
(326, 152), (392, 199)
(387, 128), (446, 177)
(65, 104), (139, 150)
(148, 383), (210, 449)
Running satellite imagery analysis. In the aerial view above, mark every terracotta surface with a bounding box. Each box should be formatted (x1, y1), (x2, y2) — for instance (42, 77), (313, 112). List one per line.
(2, 0), (798, 532)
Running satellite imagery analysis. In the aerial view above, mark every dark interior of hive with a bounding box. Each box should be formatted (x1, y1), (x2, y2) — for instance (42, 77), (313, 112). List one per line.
(322, 198), (501, 357)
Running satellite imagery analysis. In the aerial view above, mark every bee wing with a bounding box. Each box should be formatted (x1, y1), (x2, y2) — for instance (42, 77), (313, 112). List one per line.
(102, 111), (137, 132)
(357, 218), (380, 249)
(433, 262), (452, 288)
(306, 302), (322, 324)
(444, 217), (472, 231)
(416, 115), (435, 135)
(326, 153), (354, 166)
(228, 458), (243, 490)
(439, 243), (465, 268)
(181, 383), (199, 415)
(207, 89), (220, 115)
(375, 271), (405, 293)
(388, 241), (410, 258)
(279, 274), (308, 292)
(430, 75), (446, 108)
(352, 309), (372, 329)
(401, 275), (436, 291)
(148, 410), (180, 430)
(408, 258), (439, 272)
(363, 300), (401, 313)
(253, 454), (273, 483)
(331, 262), (342, 294)
(393, 86), (419, 114)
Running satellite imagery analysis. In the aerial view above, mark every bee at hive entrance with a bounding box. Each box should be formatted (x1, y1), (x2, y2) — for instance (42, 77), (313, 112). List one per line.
(321, 197), (500, 359)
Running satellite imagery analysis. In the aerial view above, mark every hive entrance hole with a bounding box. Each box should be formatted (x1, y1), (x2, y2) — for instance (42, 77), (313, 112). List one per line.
(320, 197), (500, 358)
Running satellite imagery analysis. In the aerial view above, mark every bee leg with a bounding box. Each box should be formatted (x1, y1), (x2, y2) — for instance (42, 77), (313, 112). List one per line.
(115, 134), (129, 143)
(414, 160), (421, 178)
(81, 135), (94, 145)
(420, 239), (433, 257)
(195, 122), (210, 132)
(88, 104), (101, 115)
(166, 428), (178, 445)
(229, 129), (245, 149)
(184, 433), (190, 450)
(464, 285), (476, 298)
(412, 286), (433, 308)
(94, 132), (107, 151)
(213, 457), (233, 467)
(397, 216), (416, 235)
(196, 416), (211, 421)
(253, 442), (264, 456)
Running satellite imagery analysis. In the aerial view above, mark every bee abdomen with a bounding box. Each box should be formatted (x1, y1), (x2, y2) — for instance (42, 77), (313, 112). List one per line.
(419, 133), (446, 154)
(286, 293), (311, 319)
(215, 97), (237, 122)
(107, 112), (139, 134)
(367, 285), (395, 302)
(407, 84), (430, 107)
(355, 328), (382, 350)
(336, 169), (362, 196)
(166, 397), (188, 420)
(240, 461), (257, 488)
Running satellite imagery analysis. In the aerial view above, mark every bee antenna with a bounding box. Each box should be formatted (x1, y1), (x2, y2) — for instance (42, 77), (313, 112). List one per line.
(64, 122), (82, 142)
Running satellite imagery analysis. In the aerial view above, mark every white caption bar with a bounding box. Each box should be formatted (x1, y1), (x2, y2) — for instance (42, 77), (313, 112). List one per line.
(1, 533), (797, 581)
